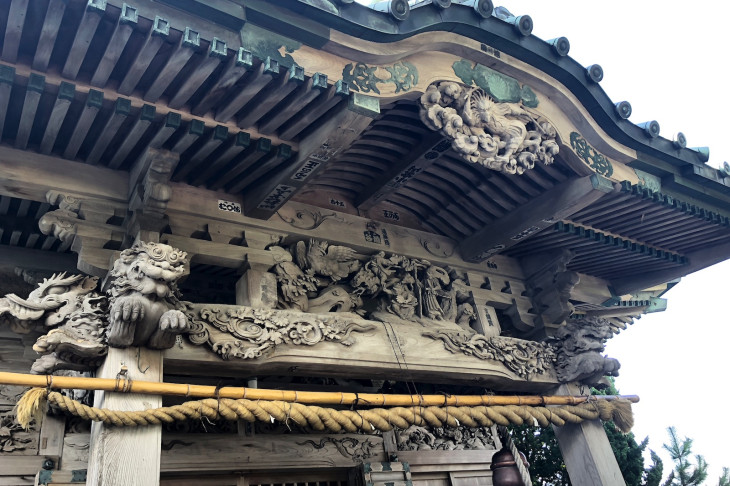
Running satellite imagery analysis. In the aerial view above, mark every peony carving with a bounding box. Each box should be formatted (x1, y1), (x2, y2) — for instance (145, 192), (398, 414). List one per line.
(423, 329), (556, 379)
(107, 241), (190, 349)
(419, 82), (559, 174)
(184, 304), (376, 360)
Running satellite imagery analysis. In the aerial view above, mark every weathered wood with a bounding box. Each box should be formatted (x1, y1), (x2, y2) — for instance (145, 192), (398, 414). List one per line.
(86, 98), (132, 165)
(31, 0), (67, 71)
(90, 4), (138, 87)
(62, 90), (104, 160)
(171, 119), (205, 154)
(107, 104), (156, 169)
(168, 38), (228, 109)
(459, 175), (616, 262)
(242, 102), (375, 219)
(39, 82), (76, 155)
(553, 384), (626, 486)
(173, 125), (228, 181)
(190, 131), (250, 186)
(144, 28), (199, 103)
(236, 65), (304, 129)
(15, 73), (45, 150)
(356, 135), (450, 211)
(214, 59), (277, 123)
(149, 112), (182, 149)
(257, 73), (328, 135)
(191, 48), (253, 116)
(227, 144), (292, 193)
(118, 18), (169, 95)
(1, 0), (29, 63)
(0, 66), (14, 140)
(86, 347), (163, 486)
(208, 138), (272, 191)
(38, 414), (66, 459)
(62, 0), (106, 80)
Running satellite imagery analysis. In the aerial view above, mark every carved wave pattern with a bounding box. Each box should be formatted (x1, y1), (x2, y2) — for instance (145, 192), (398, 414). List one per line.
(423, 329), (556, 379)
(184, 304), (376, 360)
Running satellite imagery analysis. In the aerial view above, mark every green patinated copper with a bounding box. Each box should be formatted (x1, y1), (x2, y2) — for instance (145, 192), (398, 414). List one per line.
(240, 24), (301, 68)
(633, 169), (662, 193)
(342, 61), (418, 94)
(452, 59), (539, 107)
(570, 132), (614, 177)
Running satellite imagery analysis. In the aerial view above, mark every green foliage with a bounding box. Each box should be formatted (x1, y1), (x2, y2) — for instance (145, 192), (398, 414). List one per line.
(718, 467), (730, 486)
(661, 427), (708, 486)
(645, 451), (664, 486)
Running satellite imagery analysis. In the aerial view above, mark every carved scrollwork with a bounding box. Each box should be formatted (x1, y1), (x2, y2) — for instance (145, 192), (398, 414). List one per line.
(184, 304), (377, 360)
(419, 82), (559, 175)
(397, 424), (497, 451)
(297, 437), (379, 464)
(422, 329), (556, 379)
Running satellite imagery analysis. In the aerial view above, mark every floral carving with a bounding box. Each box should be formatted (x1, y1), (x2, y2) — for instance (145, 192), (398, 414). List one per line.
(0, 410), (37, 453)
(184, 304), (376, 360)
(422, 329), (556, 379)
(569, 132), (614, 177)
(419, 82), (559, 174)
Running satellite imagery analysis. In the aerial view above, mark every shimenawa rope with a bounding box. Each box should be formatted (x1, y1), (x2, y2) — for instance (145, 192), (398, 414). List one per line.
(16, 387), (635, 433)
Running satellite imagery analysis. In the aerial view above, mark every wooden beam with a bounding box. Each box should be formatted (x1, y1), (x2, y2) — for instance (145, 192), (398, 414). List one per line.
(191, 47), (253, 116)
(356, 135), (450, 211)
(190, 131), (250, 186)
(173, 124), (229, 181)
(39, 82), (76, 155)
(277, 80), (349, 140)
(87, 347), (163, 486)
(144, 27), (200, 103)
(0, 146), (128, 203)
(612, 238), (730, 294)
(0, 66), (14, 140)
(86, 97), (132, 164)
(1, 0), (29, 64)
(63, 89), (104, 160)
(168, 37), (228, 109)
(14, 73), (44, 150)
(207, 137), (272, 191)
(236, 65), (304, 129)
(0, 245), (77, 271)
(62, 0), (106, 80)
(242, 95), (377, 219)
(171, 119), (205, 153)
(214, 58), (278, 123)
(227, 144), (292, 193)
(459, 175), (616, 262)
(149, 111), (181, 149)
(90, 4), (138, 88)
(32, 0), (67, 71)
(553, 384), (626, 486)
(257, 73), (328, 135)
(107, 104), (156, 169)
(118, 16), (169, 95)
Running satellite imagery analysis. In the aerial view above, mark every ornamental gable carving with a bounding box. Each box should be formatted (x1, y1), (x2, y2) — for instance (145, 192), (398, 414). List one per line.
(419, 81), (559, 175)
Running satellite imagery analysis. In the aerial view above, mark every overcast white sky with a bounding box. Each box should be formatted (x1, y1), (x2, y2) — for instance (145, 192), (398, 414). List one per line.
(504, 0), (730, 481)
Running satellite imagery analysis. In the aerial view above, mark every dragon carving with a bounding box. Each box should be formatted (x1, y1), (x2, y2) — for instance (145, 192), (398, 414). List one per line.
(0, 273), (107, 374)
(419, 81), (559, 174)
(107, 241), (190, 349)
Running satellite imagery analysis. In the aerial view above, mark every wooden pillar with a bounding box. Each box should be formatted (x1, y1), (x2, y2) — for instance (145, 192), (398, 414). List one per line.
(86, 346), (163, 486)
(552, 384), (625, 486)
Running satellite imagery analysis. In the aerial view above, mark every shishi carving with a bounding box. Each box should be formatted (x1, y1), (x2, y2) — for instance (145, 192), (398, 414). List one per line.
(419, 81), (559, 174)
(0, 273), (107, 374)
(397, 424), (497, 451)
(550, 316), (621, 384)
(107, 241), (190, 349)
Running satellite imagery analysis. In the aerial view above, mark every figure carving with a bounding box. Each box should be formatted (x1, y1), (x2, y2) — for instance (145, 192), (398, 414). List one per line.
(423, 329), (556, 379)
(550, 316), (621, 384)
(107, 241), (189, 349)
(397, 425), (496, 451)
(420, 81), (559, 174)
(295, 239), (361, 282)
(185, 304), (376, 360)
(0, 273), (107, 374)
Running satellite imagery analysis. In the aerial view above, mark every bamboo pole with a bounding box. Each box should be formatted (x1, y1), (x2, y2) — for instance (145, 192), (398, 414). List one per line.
(0, 371), (639, 407)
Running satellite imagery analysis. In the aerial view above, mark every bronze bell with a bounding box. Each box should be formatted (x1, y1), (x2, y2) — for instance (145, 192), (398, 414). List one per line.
(491, 447), (526, 486)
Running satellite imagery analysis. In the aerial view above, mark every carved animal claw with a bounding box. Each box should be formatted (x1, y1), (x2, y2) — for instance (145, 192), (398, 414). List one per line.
(112, 296), (147, 324)
(159, 310), (189, 333)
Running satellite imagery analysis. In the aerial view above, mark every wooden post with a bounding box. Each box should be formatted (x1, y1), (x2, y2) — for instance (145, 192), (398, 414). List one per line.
(552, 384), (625, 486)
(86, 346), (163, 486)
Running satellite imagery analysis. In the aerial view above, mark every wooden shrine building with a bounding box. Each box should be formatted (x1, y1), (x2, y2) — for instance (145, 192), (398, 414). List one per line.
(1, 0), (730, 485)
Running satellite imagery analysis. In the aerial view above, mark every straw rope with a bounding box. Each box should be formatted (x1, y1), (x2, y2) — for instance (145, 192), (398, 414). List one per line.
(16, 388), (634, 433)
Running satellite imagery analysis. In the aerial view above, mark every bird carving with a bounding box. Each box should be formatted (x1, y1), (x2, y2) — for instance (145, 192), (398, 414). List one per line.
(295, 239), (361, 282)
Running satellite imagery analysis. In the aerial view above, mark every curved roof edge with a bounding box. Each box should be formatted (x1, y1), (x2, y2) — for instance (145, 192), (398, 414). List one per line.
(249, 0), (726, 191)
